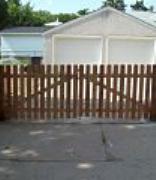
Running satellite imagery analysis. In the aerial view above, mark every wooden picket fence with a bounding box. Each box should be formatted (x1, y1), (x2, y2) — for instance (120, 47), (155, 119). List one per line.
(0, 64), (156, 121)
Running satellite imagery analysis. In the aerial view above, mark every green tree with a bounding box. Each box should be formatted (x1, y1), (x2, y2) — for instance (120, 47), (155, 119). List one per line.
(7, 0), (21, 26)
(101, 0), (126, 11)
(7, 0), (36, 26)
(32, 10), (55, 26)
(57, 13), (78, 23)
(19, 2), (34, 26)
(7, 0), (21, 6)
(1, 0), (79, 28)
(130, 0), (149, 11)
(77, 8), (90, 16)
(0, 0), (8, 29)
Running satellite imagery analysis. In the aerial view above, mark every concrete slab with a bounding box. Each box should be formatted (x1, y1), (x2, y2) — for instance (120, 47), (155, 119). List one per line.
(0, 123), (156, 180)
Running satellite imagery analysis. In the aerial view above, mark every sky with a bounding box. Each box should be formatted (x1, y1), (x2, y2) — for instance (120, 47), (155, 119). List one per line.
(22, 0), (156, 13)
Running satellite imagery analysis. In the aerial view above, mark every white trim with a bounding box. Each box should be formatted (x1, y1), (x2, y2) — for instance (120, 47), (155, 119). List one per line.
(100, 37), (104, 64)
(101, 36), (105, 63)
(52, 36), (55, 64)
(105, 38), (109, 64)
(44, 7), (156, 36)
(53, 34), (103, 39)
(108, 35), (156, 40)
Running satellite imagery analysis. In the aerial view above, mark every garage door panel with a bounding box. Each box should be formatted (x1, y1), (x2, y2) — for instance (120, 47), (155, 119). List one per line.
(109, 39), (154, 64)
(54, 37), (102, 64)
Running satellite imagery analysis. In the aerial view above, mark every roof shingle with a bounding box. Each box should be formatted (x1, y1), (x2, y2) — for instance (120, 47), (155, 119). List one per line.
(128, 11), (156, 28)
(0, 26), (52, 34)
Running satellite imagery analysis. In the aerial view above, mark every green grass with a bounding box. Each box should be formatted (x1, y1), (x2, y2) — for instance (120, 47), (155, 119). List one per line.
(0, 58), (31, 65)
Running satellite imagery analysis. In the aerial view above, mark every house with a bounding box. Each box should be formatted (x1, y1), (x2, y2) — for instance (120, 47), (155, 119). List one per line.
(0, 26), (51, 64)
(43, 7), (156, 65)
(45, 18), (63, 27)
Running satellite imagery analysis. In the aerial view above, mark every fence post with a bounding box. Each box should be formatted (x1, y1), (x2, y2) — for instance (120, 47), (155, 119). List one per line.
(0, 66), (5, 121)
(150, 65), (156, 121)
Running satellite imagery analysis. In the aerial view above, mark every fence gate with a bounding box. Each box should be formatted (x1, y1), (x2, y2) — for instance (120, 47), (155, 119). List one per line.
(0, 65), (156, 121)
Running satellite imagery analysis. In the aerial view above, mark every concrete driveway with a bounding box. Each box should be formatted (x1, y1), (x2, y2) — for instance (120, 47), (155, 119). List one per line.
(0, 121), (156, 180)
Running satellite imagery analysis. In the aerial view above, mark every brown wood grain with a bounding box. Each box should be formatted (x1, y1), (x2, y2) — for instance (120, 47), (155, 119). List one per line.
(66, 65), (71, 118)
(53, 65), (58, 119)
(144, 65), (151, 119)
(79, 65), (84, 117)
(27, 66), (33, 120)
(33, 65), (39, 120)
(73, 65), (78, 118)
(98, 65), (104, 118)
(13, 66), (18, 119)
(132, 65), (138, 119)
(19, 66), (25, 120)
(125, 65), (132, 119)
(105, 65), (111, 118)
(46, 65), (51, 119)
(5, 66), (11, 119)
(119, 65), (125, 118)
(92, 65), (97, 117)
(112, 65), (118, 119)
(60, 65), (65, 118)
(0, 66), (5, 120)
(138, 65), (144, 119)
(85, 65), (90, 117)
(150, 65), (156, 121)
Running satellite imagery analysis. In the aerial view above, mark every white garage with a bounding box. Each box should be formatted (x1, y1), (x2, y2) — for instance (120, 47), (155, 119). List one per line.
(108, 38), (155, 64)
(43, 7), (156, 65)
(53, 36), (102, 64)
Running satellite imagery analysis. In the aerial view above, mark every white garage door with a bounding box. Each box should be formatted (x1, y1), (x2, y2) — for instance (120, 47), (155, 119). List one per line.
(54, 37), (102, 64)
(109, 39), (154, 64)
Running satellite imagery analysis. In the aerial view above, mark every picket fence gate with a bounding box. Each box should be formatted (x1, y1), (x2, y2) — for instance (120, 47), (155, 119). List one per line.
(0, 64), (156, 121)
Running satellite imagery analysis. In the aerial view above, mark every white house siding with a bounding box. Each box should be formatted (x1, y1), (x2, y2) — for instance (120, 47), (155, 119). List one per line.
(44, 8), (156, 64)
(1, 34), (43, 57)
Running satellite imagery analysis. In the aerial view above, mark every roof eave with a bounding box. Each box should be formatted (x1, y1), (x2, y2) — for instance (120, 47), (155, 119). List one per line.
(0, 32), (43, 35)
(43, 7), (156, 36)
(43, 7), (114, 36)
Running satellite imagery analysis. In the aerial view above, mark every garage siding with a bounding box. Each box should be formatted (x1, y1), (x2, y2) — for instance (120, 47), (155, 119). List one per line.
(43, 35), (53, 64)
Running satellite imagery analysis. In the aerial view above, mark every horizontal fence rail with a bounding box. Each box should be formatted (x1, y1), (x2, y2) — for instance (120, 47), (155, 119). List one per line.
(0, 64), (156, 121)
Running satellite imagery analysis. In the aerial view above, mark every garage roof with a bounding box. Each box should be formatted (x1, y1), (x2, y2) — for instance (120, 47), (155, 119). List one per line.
(128, 11), (156, 28)
(0, 26), (52, 34)
(44, 7), (156, 35)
